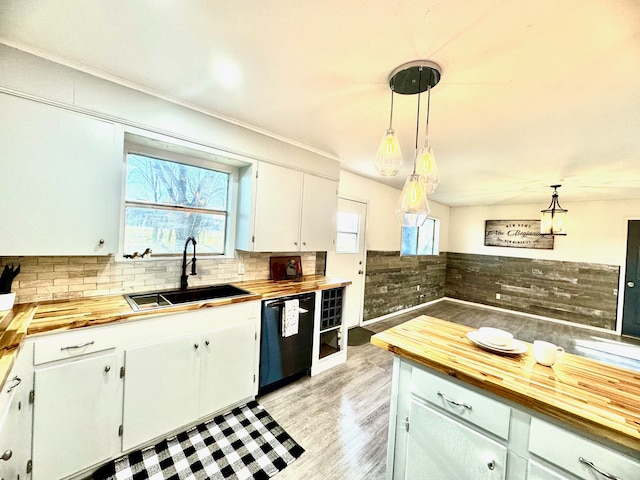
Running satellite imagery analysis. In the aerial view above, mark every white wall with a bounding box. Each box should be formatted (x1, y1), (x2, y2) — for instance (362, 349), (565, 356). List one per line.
(338, 170), (450, 252)
(448, 199), (640, 266)
(0, 44), (340, 179)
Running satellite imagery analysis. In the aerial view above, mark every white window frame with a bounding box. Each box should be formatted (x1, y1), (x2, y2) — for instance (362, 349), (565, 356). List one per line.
(400, 217), (440, 256)
(119, 139), (240, 260)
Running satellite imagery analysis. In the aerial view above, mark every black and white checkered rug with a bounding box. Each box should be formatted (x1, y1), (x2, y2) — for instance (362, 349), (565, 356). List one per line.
(93, 401), (304, 480)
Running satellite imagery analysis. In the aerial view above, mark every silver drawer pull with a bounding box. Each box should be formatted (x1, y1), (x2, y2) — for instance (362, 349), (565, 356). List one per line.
(579, 457), (621, 480)
(1, 449), (12, 461)
(60, 341), (95, 351)
(437, 391), (472, 411)
(6, 376), (21, 393)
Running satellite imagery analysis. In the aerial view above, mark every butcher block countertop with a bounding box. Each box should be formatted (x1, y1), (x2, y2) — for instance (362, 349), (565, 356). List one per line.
(0, 275), (350, 389)
(371, 315), (640, 453)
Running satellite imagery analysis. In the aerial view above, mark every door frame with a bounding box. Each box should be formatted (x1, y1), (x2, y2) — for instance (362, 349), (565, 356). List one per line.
(327, 195), (368, 328)
(619, 217), (640, 336)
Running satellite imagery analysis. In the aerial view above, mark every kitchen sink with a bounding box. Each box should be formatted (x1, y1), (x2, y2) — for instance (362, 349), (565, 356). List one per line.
(125, 284), (252, 311)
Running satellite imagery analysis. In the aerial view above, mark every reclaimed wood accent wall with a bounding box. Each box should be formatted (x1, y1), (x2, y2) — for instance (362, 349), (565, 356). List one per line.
(445, 253), (619, 330)
(363, 251), (447, 320)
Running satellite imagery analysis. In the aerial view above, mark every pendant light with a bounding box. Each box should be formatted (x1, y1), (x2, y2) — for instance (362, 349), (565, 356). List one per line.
(415, 84), (440, 194)
(540, 185), (568, 235)
(386, 60), (442, 227)
(374, 86), (403, 176)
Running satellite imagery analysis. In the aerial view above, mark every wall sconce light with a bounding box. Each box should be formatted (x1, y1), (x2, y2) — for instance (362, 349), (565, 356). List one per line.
(540, 185), (568, 235)
(380, 60), (442, 226)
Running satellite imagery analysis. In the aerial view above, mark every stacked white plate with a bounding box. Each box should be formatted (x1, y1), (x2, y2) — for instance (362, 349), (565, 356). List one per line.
(466, 327), (527, 355)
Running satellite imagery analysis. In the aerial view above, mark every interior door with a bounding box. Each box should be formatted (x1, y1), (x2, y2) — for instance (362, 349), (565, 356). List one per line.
(326, 198), (367, 328)
(622, 220), (640, 337)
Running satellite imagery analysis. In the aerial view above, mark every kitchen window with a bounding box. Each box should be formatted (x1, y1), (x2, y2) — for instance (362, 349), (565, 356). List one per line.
(401, 218), (440, 256)
(123, 146), (234, 257)
(335, 210), (361, 253)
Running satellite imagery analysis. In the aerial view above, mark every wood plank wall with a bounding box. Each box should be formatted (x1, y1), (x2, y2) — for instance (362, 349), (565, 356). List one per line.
(363, 251), (447, 320)
(445, 253), (619, 329)
(364, 251), (619, 330)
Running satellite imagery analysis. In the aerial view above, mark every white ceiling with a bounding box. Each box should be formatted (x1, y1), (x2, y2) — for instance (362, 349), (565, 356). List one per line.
(2, 0), (640, 207)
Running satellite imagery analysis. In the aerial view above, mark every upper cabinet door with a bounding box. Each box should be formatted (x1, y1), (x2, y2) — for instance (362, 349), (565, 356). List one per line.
(0, 93), (123, 255)
(252, 162), (303, 252)
(236, 161), (338, 253)
(300, 174), (337, 251)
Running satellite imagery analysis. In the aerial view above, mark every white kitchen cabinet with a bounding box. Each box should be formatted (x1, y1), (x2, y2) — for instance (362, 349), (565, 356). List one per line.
(199, 319), (257, 417)
(236, 161), (338, 252)
(121, 335), (201, 451)
(529, 417), (640, 480)
(122, 303), (260, 451)
(31, 351), (119, 480)
(387, 357), (640, 480)
(0, 92), (123, 255)
(0, 347), (32, 480)
(394, 399), (507, 479)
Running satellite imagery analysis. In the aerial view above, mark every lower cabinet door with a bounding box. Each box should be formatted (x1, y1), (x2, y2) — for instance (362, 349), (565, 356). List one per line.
(32, 352), (119, 480)
(122, 336), (200, 451)
(199, 319), (257, 417)
(397, 399), (507, 480)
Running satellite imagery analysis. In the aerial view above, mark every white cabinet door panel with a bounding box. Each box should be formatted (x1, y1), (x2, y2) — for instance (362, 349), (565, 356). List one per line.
(399, 399), (507, 480)
(32, 352), (119, 480)
(122, 336), (199, 451)
(0, 93), (122, 255)
(253, 163), (302, 252)
(199, 319), (257, 416)
(300, 174), (337, 251)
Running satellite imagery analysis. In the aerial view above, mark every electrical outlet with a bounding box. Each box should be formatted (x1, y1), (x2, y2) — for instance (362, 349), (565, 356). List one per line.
(238, 263), (245, 275)
(495, 293), (501, 300)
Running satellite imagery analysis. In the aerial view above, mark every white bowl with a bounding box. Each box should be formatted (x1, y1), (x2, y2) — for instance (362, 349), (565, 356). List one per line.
(478, 327), (514, 347)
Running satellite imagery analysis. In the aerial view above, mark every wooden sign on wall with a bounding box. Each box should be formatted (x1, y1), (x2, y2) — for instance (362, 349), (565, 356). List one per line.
(484, 220), (554, 249)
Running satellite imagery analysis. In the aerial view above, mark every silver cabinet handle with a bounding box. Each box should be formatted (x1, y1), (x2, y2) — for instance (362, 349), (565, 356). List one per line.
(437, 391), (472, 410)
(579, 457), (621, 480)
(205, 340), (210, 346)
(60, 341), (95, 351)
(627, 281), (635, 287)
(104, 365), (111, 373)
(487, 460), (495, 470)
(1, 449), (12, 461)
(194, 343), (199, 349)
(6, 376), (21, 393)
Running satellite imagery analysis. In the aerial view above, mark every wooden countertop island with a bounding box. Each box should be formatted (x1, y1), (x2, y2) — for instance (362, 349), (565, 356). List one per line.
(371, 315), (640, 454)
(0, 275), (350, 389)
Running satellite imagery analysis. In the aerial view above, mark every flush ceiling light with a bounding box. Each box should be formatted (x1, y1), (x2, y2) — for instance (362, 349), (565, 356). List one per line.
(385, 60), (442, 227)
(540, 185), (568, 235)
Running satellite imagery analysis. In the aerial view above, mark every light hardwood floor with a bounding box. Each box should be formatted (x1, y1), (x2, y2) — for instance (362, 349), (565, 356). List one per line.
(259, 299), (640, 480)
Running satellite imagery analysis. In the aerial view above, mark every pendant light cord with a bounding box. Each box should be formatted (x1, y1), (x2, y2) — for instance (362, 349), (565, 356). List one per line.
(425, 84), (431, 143)
(413, 66), (423, 174)
(388, 86), (395, 130)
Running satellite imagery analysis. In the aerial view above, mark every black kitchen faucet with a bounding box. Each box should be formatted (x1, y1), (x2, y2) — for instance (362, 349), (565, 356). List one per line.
(180, 236), (197, 290)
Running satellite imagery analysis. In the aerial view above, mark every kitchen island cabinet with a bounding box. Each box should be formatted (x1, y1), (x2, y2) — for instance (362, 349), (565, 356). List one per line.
(0, 92), (122, 256)
(372, 316), (640, 480)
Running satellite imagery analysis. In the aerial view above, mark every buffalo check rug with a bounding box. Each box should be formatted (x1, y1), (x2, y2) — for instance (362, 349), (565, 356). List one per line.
(93, 401), (304, 480)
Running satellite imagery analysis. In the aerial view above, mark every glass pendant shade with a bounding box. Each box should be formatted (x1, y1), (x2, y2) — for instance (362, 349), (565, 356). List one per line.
(540, 185), (568, 235)
(415, 144), (440, 194)
(395, 173), (429, 227)
(374, 128), (403, 177)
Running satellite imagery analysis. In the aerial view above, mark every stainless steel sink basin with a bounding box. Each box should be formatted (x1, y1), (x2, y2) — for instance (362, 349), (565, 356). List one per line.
(125, 284), (252, 311)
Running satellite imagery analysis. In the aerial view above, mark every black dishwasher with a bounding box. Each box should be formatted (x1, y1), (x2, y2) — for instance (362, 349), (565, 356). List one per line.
(259, 293), (315, 395)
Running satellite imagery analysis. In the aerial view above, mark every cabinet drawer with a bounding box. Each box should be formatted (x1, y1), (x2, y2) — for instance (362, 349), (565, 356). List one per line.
(410, 366), (511, 440)
(529, 418), (640, 479)
(33, 328), (116, 365)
